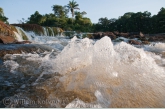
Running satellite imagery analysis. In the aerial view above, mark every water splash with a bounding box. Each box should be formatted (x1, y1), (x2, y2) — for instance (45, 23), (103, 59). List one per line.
(54, 36), (165, 107)
(2, 36), (165, 108)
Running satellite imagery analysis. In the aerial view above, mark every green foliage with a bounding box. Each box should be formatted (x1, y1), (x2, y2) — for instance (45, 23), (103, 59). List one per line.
(52, 5), (69, 18)
(27, 11), (45, 25)
(26, 2), (92, 32)
(24, 1), (164, 34)
(0, 7), (8, 23)
(93, 7), (165, 34)
(0, 7), (4, 16)
(66, 0), (80, 18)
(155, 7), (165, 33)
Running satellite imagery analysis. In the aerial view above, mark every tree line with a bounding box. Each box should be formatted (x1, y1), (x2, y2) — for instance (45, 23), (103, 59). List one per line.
(25, 0), (93, 32)
(94, 7), (165, 34)
(0, 0), (165, 34)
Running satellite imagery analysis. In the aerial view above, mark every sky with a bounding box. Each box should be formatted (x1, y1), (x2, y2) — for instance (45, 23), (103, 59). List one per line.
(1, 0), (165, 24)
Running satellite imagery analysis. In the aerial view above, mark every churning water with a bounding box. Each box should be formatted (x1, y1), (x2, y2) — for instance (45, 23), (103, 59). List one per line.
(1, 29), (165, 108)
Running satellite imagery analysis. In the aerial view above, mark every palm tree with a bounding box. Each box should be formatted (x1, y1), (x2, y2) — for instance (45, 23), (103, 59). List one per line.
(0, 7), (4, 16)
(66, 0), (80, 23)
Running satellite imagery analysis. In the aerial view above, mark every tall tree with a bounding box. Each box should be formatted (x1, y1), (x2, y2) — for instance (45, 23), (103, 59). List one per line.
(52, 5), (68, 18)
(66, 0), (80, 23)
(27, 11), (45, 25)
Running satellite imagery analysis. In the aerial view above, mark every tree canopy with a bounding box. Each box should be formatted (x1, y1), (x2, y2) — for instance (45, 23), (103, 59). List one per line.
(26, 1), (92, 32)
(93, 8), (165, 34)
(66, 0), (80, 19)
(0, 7), (8, 24)
(52, 5), (69, 18)
(22, 2), (165, 34)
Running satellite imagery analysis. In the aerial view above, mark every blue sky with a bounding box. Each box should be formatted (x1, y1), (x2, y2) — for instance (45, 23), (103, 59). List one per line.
(1, 0), (165, 24)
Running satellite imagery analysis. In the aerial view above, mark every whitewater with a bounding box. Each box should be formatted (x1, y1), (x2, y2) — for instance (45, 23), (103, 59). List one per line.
(1, 28), (165, 108)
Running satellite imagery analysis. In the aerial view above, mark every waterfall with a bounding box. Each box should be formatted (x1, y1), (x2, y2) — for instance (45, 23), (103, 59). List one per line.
(11, 24), (64, 43)
(57, 28), (60, 36)
(43, 27), (46, 36)
(13, 31), (23, 41)
(43, 27), (48, 36)
(13, 26), (35, 41)
(50, 27), (54, 36)
(42, 27), (63, 37)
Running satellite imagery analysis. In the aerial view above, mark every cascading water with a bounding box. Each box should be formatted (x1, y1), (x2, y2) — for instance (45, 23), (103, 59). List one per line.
(43, 27), (48, 36)
(13, 31), (23, 41)
(1, 33), (165, 108)
(2, 22), (165, 108)
(50, 27), (54, 36)
(13, 27), (24, 41)
(11, 26), (67, 51)
(13, 26), (63, 41)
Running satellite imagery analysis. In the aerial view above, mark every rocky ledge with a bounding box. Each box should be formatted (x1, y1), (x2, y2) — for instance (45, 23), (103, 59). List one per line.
(0, 44), (53, 58)
(0, 21), (17, 44)
(91, 31), (165, 45)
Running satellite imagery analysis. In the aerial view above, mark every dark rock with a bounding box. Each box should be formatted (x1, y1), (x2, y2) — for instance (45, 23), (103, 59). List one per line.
(129, 40), (141, 45)
(113, 31), (120, 36)
(129, 32), (144, 39)
(103, 32), (116, 40)
(148, 37), (155, 42)
(15, 41), (32, 44)
(119, 32), (130, 38)
(142, 41), (150, 45)
(93, 32), (116, 40)
(92, 32), (103, 39)
(140, 37), (148, 41)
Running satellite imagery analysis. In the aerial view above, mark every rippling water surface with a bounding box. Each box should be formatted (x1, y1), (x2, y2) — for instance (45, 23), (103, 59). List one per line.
(0, 35), (165, 108)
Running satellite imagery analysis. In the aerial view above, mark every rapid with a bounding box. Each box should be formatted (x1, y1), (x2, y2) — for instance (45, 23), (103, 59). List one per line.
(0, 27), (165, 108)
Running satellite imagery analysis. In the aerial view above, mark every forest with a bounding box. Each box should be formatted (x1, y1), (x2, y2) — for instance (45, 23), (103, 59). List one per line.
(0, 0), (165, 34)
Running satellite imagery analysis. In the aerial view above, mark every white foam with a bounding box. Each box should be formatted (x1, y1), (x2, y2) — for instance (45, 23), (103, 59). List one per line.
(65, 98), (102, 108)
(13, 31), (23, 41)
(143, 42), (165, 53)
(114, 37), (129, 42)
(4, 60), (19, 73)
(54, 36), (165, 107)
(3, 35), (165, 107)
